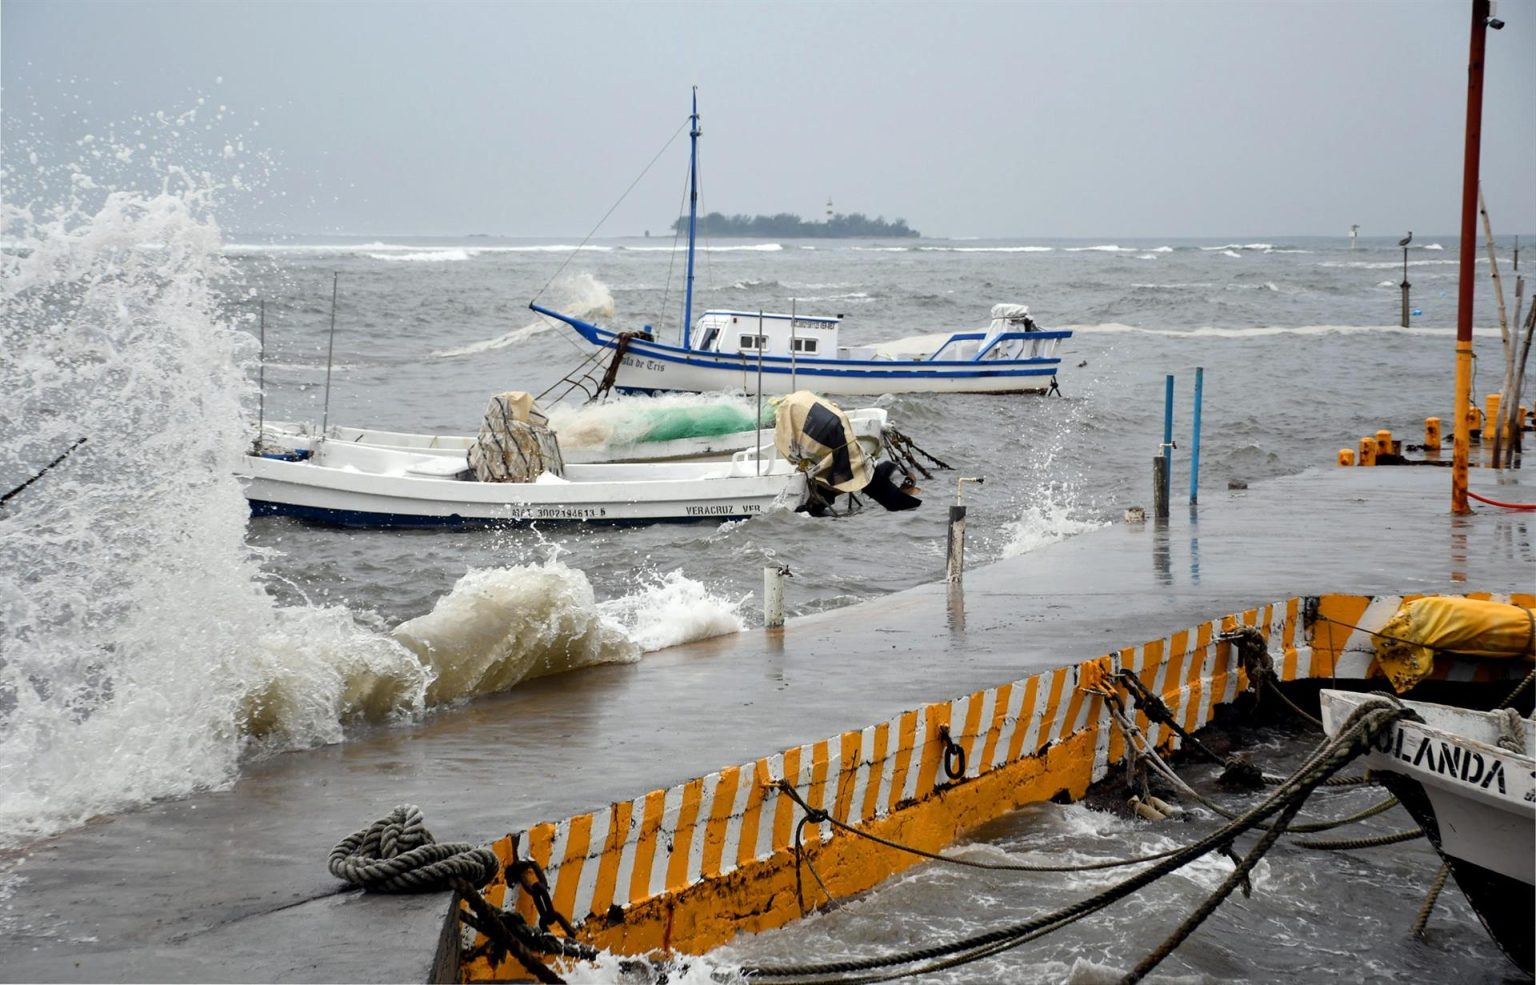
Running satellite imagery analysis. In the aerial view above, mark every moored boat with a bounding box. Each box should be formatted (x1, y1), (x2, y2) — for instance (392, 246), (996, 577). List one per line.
(241, 391), (916, 528)
(531, 90), (1072, 397)
(1320, 689), (1535, 974)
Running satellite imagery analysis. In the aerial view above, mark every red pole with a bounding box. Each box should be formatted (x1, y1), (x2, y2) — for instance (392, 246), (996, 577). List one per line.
(1452, 0), (1490, 515)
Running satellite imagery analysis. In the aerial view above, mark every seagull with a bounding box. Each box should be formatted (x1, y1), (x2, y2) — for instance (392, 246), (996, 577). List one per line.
(1398, 231), (1413, 248)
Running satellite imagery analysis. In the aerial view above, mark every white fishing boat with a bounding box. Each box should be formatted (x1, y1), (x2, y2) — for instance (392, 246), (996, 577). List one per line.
(241, 392), (918, 528)
(255, 403), (890, 466)
(1319, 689), (1535, 974)
(531, 90), (1072, 397)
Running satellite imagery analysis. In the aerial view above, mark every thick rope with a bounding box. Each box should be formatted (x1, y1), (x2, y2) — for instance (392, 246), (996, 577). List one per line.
(775, 781), (1191, 875)
(328, 805), (499, 893)
(1411, 863), (1454, 939)
(739, 699), (1412, 981)
(1106, 697), (1401, 835)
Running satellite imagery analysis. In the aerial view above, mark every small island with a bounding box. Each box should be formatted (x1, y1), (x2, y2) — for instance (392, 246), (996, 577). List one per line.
(672, 212), (920, 238)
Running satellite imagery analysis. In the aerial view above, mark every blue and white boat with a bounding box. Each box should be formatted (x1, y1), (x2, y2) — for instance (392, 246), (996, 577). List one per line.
(531, 92), (1072, 397)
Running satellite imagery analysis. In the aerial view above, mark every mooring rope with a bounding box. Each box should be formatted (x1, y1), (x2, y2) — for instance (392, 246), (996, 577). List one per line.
(739, 699), (1414, 983)
(327, 804), (499, 893)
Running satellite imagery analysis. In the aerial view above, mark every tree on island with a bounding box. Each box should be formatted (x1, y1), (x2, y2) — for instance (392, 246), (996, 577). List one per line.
(671, 211), (920, 238)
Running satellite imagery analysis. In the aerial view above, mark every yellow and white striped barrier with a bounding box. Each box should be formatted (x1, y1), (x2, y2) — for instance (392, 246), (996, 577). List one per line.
(447, 591), (1534, 980)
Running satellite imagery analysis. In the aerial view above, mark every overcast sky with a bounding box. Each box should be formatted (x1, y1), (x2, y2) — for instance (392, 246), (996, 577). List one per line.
(4, 0), (1533, 239)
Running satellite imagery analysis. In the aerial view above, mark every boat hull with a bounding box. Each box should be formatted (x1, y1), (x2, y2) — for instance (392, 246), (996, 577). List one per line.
(533, 305), (1068, 396)
(1319, 689), (1535, 973)
(239, 454), (808, 529)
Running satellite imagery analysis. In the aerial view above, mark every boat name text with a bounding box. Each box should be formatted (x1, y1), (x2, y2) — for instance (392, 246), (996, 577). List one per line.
(1374, 726), (1509, 795)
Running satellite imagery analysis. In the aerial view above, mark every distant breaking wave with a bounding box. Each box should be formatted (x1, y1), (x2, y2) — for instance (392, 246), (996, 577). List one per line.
(1068, 322), (1506, 338)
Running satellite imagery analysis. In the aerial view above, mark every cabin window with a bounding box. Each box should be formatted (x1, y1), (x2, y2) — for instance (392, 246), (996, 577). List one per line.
(739, 334), (767, 351)
(700, 327), (719, 350)
(791, 337), (818, 353)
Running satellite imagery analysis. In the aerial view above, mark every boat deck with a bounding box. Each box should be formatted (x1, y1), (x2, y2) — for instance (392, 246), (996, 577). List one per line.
(4, 466), (1532, 982)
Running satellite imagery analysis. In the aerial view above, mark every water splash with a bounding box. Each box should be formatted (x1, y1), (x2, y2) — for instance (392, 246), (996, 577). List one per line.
(431, 271), (614, 357)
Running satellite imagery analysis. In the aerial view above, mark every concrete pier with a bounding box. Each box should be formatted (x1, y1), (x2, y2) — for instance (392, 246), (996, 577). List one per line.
(2, 467), (1531, 982)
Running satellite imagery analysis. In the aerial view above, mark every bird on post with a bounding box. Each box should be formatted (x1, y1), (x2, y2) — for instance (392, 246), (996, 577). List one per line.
(1398, 231), (1413, 247)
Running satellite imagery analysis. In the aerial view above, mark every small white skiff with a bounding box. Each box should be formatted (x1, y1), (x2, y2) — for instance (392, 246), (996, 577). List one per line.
(256, 404), (889, 466)
(1319, 689), (1535, 973)
(241, 440), (807, 528)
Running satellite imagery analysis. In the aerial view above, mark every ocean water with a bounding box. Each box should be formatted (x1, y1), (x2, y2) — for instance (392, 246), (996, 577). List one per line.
(2, 140), (1531, 980)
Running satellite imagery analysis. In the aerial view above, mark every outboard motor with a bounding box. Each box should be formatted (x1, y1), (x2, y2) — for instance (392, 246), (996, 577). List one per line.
(773, 391), (921, 514)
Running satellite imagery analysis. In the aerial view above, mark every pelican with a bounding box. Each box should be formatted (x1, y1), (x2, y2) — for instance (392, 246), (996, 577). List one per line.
(1398, 231), (1413, 248)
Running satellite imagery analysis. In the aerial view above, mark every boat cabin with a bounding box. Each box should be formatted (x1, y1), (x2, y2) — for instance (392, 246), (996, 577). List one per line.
(692, 310), (841, 358)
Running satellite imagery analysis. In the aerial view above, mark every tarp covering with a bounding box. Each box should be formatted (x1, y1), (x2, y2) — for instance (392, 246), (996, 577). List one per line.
(468, 392), (564, 483)
(773, 391), (872, 493)
(1373, 596), (1536, 693)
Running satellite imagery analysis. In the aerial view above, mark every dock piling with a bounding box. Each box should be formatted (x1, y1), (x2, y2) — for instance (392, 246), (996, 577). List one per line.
(1189, 367), (1204, 505)
(763, 565), (787, 629)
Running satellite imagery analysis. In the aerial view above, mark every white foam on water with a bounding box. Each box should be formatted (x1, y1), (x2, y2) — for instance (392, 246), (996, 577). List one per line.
(1064, 244), (1132, 252)
(918, 245), (1054, 253)
(366, 248), (471, 262)
(1220, 249), (1242, 258)
(391, 563), (639, 705)
(431, 271), (614, 357)
(0, 178), (439, 847)
(623, 243), (783, 253)
(996, 395), (1106, 559)
(1068, 322), (1501, 339)
(597, 569), (746, 652)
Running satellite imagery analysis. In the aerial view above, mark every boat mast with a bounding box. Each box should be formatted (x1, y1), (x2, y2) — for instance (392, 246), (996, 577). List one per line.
(1451, 0), (1491, 514)
(683, 87), (701, 351)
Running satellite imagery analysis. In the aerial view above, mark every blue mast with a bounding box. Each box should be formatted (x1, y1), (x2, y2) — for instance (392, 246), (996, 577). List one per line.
(682, 87), (700, 350)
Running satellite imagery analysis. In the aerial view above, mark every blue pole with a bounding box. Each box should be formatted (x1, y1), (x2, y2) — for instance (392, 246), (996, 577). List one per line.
(1162, 374), (1174, 508)
(682, 88), (700, 351)
(1190, 367), (1203, 504)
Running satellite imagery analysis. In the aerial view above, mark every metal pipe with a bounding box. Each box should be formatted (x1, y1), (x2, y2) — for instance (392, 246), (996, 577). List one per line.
(763, 566), (786, 629)
(257, 299), (266, 449)
(1161, 374), (1174, 513)
(756, 311), (765, 476)
(320, 272), (339, 455)
(682, 88), (700, 350)
(1189, 367), (1203, 504)
(947, 477), (984, 583)
(1452, 0), (1491, 515)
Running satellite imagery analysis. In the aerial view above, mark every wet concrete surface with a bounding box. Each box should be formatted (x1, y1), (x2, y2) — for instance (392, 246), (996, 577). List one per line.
(2, 467), (1531, 982)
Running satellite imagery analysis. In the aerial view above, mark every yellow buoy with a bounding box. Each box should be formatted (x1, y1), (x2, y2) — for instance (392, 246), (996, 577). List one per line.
(1338, 448), (1356, 467)
(1358, 436), (1377, 466)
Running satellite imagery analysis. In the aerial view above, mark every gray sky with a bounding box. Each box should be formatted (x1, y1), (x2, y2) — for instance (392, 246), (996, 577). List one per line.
(4, 0), (1534, 239)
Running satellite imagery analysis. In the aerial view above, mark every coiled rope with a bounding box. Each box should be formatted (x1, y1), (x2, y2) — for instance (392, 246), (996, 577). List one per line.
(327, 805), (499, 893)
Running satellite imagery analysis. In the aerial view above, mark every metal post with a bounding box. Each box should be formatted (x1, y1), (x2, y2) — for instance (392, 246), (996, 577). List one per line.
(947, 477), (984, 583)
(682, 88), (700, 350)
(1401, 245), (1412, 328)
(1452, 0), (1491, 515)
(790, 298), (798, 393)
(256, 299), (266, 449)
(756, 311), (765, 476)
(1161, 374), (1174, 514)
(1153, 457), (1169, 519)
(1189, 366), (1203, 504)
(946, 506), (967, 583)
(763, 566), (786, 629)
(320, 273), (339, 448)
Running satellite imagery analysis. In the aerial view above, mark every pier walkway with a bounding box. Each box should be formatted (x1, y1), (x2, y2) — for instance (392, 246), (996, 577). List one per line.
(2, 467), (1531, 982)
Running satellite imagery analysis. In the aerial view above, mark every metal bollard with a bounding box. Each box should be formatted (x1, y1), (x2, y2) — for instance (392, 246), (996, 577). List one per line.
(1357, 436), (1377, 466)
(948, 478), (984, 583)
(1425, 417), (1442, 449)
(763, 565), (787, 629)
(1338, 448), (1356, 467)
